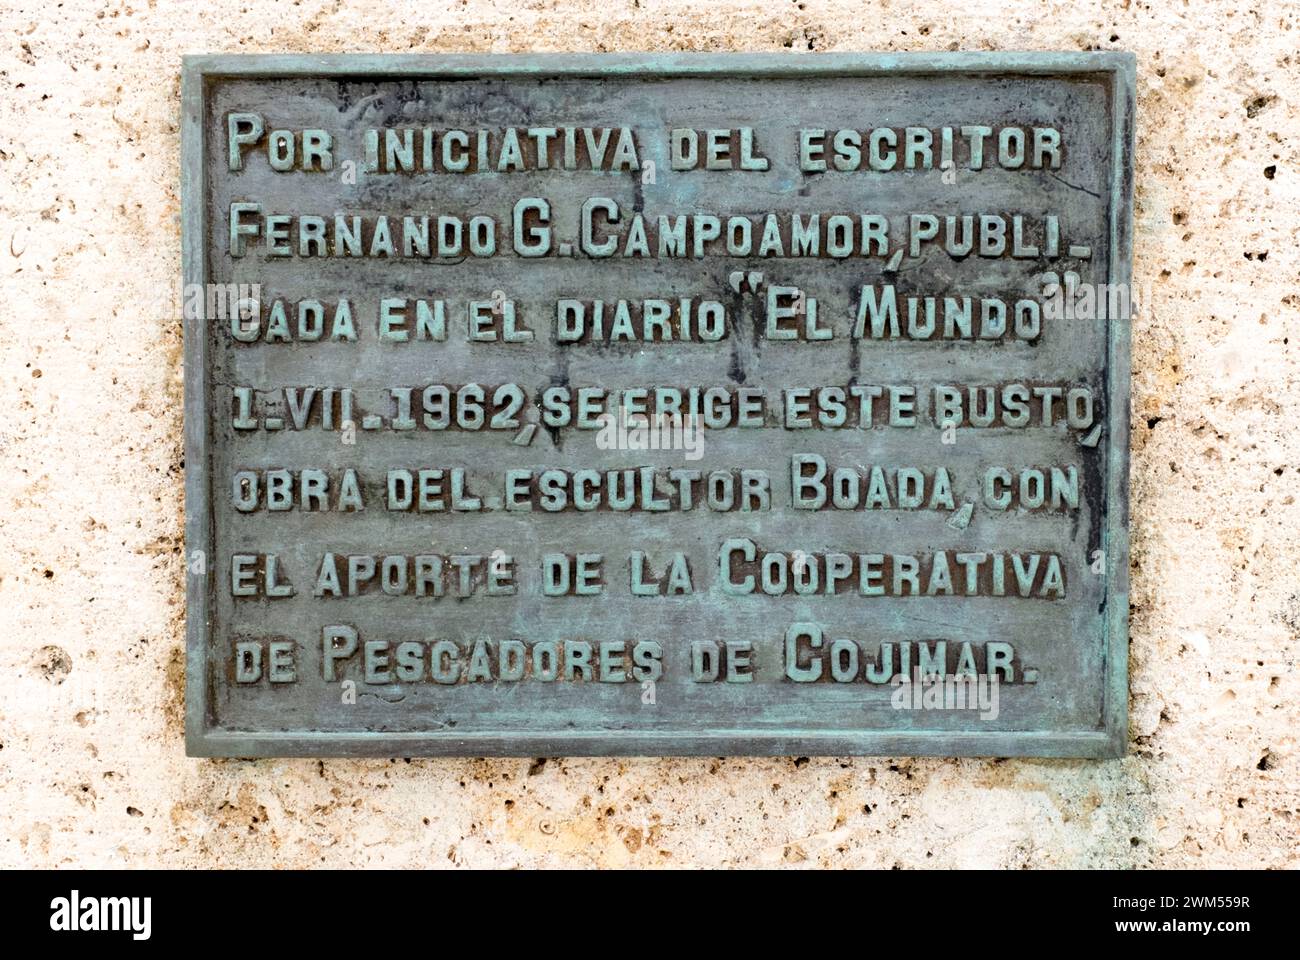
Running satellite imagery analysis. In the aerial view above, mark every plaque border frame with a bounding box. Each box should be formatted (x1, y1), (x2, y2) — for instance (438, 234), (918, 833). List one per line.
(183, 52), (1134, 758)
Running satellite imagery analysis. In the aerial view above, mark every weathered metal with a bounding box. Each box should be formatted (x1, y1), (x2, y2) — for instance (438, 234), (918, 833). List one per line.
(183, 53), (1134, 757)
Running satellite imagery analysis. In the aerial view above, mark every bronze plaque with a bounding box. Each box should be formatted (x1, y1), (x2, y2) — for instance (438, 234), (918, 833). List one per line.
(183, 53), (1135, 757)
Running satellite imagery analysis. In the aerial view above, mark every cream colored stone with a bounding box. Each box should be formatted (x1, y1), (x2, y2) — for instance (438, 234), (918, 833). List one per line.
(1130, 693), (1163, 739)
(1, 0), (1297, 869)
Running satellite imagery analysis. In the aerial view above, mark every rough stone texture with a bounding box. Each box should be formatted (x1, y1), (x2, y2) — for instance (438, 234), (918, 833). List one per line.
(0, 0), (1296, 868)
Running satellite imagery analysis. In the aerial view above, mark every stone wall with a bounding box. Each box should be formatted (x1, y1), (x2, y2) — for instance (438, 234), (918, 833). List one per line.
(1, 0), (1295, 867)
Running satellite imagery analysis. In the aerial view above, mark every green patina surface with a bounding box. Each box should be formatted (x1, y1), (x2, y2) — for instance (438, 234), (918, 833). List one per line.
(182, 53), (1134, 758)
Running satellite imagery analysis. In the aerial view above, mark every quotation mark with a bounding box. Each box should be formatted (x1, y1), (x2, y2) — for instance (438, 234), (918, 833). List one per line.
(728, 270), (765, 294)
